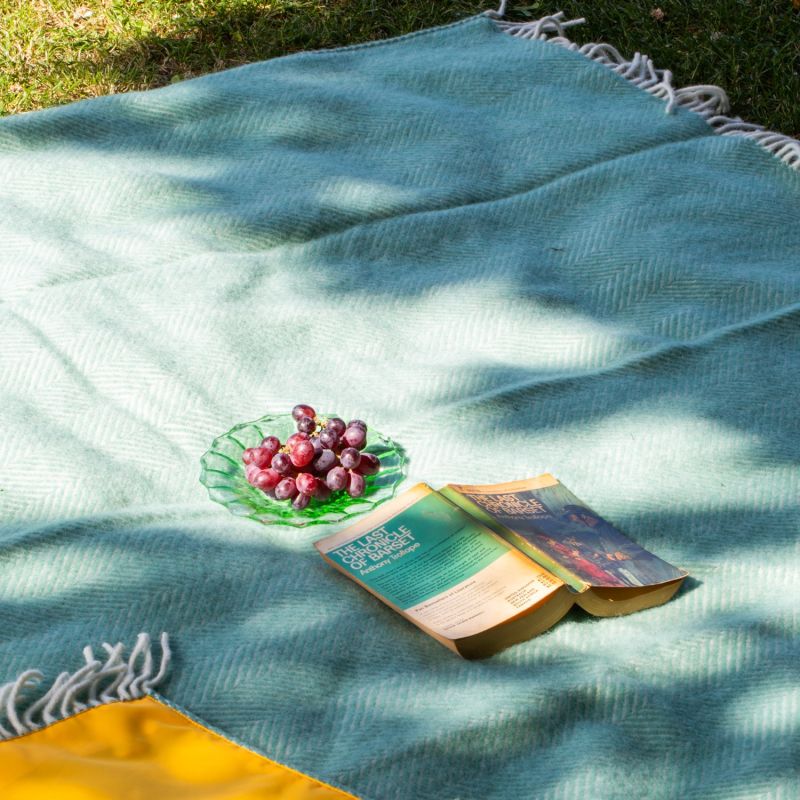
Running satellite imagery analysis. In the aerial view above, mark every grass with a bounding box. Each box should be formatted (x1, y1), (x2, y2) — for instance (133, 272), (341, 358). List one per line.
(0, 1), (798, 136)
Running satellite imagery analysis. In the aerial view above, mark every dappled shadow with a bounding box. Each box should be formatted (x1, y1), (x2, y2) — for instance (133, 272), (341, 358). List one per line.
(1, 8), (799, 800)
(0, 502), (794, 799)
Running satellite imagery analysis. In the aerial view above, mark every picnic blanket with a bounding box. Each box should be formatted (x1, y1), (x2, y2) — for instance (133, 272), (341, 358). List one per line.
(1, 9), (799, 799)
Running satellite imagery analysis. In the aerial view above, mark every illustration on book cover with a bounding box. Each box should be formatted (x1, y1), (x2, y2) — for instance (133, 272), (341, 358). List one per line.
(463, 482), (683, 588)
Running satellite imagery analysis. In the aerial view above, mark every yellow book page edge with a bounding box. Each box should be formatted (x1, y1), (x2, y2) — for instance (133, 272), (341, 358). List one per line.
(446, 473), (560, 495)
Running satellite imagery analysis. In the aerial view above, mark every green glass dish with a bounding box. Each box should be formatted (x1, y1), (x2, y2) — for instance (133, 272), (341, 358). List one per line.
(199, 413), (407, 527)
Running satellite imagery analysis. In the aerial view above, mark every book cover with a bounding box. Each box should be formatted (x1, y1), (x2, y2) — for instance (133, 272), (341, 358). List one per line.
(315, 484), (564, 643)
(444, 475), (686, 590)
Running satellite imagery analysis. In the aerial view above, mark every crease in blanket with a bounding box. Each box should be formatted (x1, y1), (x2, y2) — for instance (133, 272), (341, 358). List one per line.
(0, 632), (171, 740)
(487, 6), (800, 169)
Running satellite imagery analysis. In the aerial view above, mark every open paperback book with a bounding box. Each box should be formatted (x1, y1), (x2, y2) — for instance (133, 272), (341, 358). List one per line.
(315, 475), (687, 659)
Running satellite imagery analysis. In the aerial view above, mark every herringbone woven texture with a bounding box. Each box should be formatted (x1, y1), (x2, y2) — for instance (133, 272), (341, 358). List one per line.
(1, 14), (798, 800)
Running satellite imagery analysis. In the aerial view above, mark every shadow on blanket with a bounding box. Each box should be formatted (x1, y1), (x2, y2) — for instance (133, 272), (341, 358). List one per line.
(0, 488), (794, 799)
(1, 12), (798, 799)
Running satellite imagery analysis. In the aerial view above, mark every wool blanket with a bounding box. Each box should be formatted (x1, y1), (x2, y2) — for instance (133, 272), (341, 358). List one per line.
(1, 10), (799, 799)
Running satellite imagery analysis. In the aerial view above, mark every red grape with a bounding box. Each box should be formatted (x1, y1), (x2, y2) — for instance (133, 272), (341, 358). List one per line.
(347, 419), (367, 432)
(245, 463), (261, 484)
(356, 452), (380, 476)
(292, 404), (316, 421)
(247, 447), (272, 469)
(319, 429), (338, 449)
(286, 432), (309, 450)
(275, 477), (298, 500)
(290, 440), (315, 468)
(347, 471), (365, 498)
(242, 448), (257, 465)
(326, 466), (348, 491)
(342, 426), (366, 449)
(292, 492), (310, 510)
(297, 416), (316, 434)
(316, 483), (332, 503)
(326, 418), (346, 437)
(313, 449), (337, 474)
(340, 447), (361, 469)
(253, 468), (280, 491)
(260, 436), (281, 456)
(296, 472), (318, 496)
(271, 452), (292, 475)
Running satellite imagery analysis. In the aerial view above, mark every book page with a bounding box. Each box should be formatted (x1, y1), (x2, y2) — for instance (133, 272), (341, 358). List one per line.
(446, 476), (686, 589)
(315, 484), (563, 640)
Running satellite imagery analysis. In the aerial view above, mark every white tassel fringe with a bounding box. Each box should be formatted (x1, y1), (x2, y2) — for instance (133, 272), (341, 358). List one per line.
(487, 8), (800, 170)
(0, 632), (170, 740)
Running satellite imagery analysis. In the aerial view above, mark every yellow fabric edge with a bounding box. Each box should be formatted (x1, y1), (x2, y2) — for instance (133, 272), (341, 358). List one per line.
(0, 695), (361, 800)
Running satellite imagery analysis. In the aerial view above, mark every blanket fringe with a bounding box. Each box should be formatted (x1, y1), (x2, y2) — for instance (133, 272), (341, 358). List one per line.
(486, 8), (800, 170)
(0, 632), (170, 740)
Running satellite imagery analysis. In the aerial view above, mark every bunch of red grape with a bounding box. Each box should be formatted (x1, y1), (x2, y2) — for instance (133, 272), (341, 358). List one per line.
(242, 404), (380, 510)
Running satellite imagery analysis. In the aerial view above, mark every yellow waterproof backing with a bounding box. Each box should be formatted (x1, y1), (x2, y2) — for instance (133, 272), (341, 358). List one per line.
(0, 695), (359, 800)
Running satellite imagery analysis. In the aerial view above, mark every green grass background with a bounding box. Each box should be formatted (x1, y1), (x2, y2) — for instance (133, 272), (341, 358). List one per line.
(1, 1), (798, 135)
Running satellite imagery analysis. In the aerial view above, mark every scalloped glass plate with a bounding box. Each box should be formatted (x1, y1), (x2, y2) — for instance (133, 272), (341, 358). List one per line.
(200, 413), (407, 527)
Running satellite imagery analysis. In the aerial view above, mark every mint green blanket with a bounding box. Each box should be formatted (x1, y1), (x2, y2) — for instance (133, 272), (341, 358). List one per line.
(1, 12), (799, 799)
